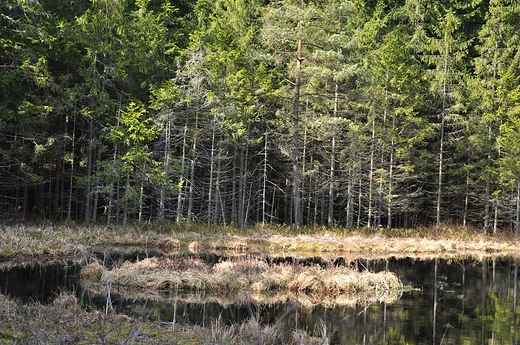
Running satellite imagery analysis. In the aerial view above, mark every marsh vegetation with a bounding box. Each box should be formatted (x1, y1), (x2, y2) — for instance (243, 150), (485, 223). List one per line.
(1, 223), (520, 344)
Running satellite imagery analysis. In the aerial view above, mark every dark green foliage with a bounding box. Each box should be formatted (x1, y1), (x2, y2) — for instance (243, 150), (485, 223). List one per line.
(0, 0), (518, 231)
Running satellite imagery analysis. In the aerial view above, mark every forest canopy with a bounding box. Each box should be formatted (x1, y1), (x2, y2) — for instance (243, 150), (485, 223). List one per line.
(1, 0), (520, 232)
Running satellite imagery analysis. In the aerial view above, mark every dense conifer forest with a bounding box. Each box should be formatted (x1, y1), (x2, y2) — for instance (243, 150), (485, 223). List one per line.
(1, 0), (520, 232)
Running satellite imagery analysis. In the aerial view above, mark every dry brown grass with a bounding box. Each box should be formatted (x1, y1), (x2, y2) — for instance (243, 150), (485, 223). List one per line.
(81, 256), (403, 307)
(2, 222), (520, 261)
(0, 291), (330, 344)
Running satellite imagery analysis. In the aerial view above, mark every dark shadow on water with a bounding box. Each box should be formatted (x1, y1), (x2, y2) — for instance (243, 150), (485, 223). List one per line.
(1, 255), (520, 344)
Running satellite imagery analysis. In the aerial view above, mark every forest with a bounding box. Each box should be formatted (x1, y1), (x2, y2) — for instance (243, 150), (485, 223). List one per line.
(1, 0), (520, 232)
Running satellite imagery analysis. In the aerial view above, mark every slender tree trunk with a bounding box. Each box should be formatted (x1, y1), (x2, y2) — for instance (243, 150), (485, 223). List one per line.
(158, 115), (171, 224)
(122, 173), (130, 232)
(262, 132), (268, 226)
(138, 182), (144, 222)
(238, 142), (248, 228)
(327, 136), (336, 228)
(493, 200), (498, 234)
(436, 111), (445, 228)
(346, 163), (353, 230)
(67, 114), (76, 221)
(484, 124), (492, 233)
(187, 115), (198, 222)
(367, 118), (376, 229)
(387, 134), (394, 229)
(232, 159), (237, 223)
(292, 0), (304, 228)
(516, 181), (520, 237)
(107, 96), (122, 225)
(357, 176), (362, 228)
(463, 166), (469, 227)
(207, 117), (216, 225)
(92, 150), (101, 221)
(176, 124), (187, 224)
(436, 43), (449, 227)
(85, 117), (93, 221)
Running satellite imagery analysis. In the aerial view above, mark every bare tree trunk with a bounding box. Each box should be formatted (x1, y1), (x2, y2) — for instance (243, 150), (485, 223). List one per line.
(292, 0), (304, 228)
(238, 143), (247, 228)
(387, 134), (394, 229)
(122, 173), (130, 232)
(436, 43), (449, 228)
(207, 117), (216, 225)
(107, 96), (122, 225)
(327, 136), (336, 228)
(345, 163), (353, 229)
(158, 115), (171, 224)
(187, 115), (198, 222)
(515, 180), (520, 237)
(357, 177), (362, 228)
(176, 124), (187, 224)
(67, 113), (76, 221)
(262, 132), (268, 226)
(484, 124), (493, 233)
(138, 182), (144, 222)
(92, 150), (101, 221)
(463, 166), (469, 227)
(85, 117), (93, 221)
(367, 118), (375, 229)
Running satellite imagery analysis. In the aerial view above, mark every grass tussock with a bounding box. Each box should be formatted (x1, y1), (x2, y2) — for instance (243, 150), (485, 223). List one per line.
(81, 257), (402, 306)
(0, 292), (330, 345)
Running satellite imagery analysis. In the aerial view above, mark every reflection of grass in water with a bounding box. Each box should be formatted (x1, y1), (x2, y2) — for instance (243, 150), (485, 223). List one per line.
(0, 292), (330, 344)
(80, 256), (403, 307)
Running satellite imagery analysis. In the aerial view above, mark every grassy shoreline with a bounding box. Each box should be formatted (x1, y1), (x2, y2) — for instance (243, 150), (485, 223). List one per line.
(1, 222), (519, 262)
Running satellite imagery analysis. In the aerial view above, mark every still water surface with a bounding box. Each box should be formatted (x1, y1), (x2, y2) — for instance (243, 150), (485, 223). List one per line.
(1, 257), (519, 344)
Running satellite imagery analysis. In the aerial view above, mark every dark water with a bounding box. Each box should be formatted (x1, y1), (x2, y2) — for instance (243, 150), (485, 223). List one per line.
(1, 257), (519, 344)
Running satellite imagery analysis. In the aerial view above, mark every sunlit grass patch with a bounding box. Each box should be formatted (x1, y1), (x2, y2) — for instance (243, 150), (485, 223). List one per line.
(81, 256), (403, 307)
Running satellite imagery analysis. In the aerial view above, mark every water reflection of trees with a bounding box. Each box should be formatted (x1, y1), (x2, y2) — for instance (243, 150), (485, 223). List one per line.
(78, 257), (520, 344)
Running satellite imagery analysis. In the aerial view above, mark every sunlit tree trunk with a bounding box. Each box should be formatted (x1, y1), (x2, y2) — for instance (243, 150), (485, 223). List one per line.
(175, 124), (187, 225)
(261, 132), (269, 226)
(238, 142), (248, 228)
(515, 183), (520, 237)
(207, 118), (216, 225)
(122, 173), (130, 232)
(292, 12), (303, 228)
(187, 115), (198, 222)
(367, 118), (376, 229)
(327, 135), (336, 228)
(345, 163), (353, 229)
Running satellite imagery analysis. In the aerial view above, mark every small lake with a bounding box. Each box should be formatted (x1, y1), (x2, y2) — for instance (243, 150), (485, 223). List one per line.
(1, 256), (519, 344)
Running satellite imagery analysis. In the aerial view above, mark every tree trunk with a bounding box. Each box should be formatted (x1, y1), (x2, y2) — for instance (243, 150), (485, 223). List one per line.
(367, 118), (375, 229)
(85, 117), (93, 221)
(262, 132), (268, 226)
(122, 173), (130, 232)
(292, 0), (304, 228)
(67, 114), (76, 221)
(516, 181), (520, 237)
(207, 116), (216, 225)
(175, 123), (187, 225)
(436, 40), (450, 227)
(327, 136), (336, 228)
(187, 115), (198, 222)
